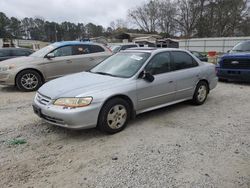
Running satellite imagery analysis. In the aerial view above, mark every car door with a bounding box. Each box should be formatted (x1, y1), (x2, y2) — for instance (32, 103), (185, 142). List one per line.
(68, 44), (108, 73)
(136, 52), (176, 111)
(41, 45), (77, 80)
(170, 51), (201, 100)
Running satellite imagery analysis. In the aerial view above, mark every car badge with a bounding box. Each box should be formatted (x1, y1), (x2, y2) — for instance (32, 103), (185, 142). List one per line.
(231, 61), (239, 64)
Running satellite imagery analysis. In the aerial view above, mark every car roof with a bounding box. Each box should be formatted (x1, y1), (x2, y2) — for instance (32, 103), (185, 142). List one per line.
(124, 47), (189, 54)
(51, 41), (99, 48)
(110, 43), (138, 47)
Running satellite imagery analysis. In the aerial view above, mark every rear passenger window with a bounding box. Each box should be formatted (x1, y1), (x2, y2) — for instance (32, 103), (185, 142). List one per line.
(0, 50), (11, 57)
(172, 51), (198, 70)
(73, 45), (90, 55)
(145, 52), (171, 75)
(89, 45), (105, 53)
(12, 50), (31, 56)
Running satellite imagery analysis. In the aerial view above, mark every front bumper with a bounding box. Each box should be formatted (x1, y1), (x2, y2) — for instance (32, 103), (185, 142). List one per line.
(32, 98), (102, 130)
(0, 71), (15, 85)
(216, 68), (250, 82)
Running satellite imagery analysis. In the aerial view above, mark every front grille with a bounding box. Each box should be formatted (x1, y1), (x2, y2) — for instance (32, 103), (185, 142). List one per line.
(221, 58), (250, 69)
(36, 93), (52, 105)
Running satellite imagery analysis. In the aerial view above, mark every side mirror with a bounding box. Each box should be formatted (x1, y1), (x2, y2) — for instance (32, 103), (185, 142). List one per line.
(46, 53), (55, 59)
(140, 71), (155, 82)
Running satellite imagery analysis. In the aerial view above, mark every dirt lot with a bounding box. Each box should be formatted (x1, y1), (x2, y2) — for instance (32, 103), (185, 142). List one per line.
(0, 82), (249, 188)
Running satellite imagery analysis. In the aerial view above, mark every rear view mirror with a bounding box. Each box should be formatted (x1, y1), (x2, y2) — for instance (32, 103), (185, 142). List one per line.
(46, 53), (55, 59)
(140, 71), (155, 82)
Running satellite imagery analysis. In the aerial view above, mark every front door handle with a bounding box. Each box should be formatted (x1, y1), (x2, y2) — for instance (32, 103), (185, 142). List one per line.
(66, 60), (72, 63)
(168, 80), (173, 83)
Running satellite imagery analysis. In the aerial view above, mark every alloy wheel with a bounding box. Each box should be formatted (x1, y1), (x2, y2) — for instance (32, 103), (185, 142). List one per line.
(107, 104), (127, 129)
(20, 73), (38, 90)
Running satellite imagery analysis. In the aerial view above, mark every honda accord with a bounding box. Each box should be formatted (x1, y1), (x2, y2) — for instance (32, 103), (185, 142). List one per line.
(33, 48), (218, 134)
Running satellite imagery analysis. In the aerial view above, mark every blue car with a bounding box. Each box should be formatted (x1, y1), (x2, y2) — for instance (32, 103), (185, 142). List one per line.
(216, 41), (250, 82)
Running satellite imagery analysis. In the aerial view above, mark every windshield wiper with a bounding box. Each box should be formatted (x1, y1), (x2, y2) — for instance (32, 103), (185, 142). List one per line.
(92, 71), (119, 77)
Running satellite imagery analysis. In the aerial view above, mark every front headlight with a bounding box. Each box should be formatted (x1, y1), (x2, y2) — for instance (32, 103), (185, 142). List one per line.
(0, 65), (16, 72)
(53, 97), (93, 108)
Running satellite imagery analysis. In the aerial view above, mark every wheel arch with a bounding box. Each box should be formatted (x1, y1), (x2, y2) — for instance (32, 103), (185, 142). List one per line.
(99, 94), (136, 120)
(198, 79), (210, 92)
(15, 68), (45, 86)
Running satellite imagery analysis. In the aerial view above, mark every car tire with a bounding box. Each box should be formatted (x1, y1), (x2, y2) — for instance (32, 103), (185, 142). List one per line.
(98, 98), (130, 134)
(16, 70), (43, 92)
(192, 81), (209, 105)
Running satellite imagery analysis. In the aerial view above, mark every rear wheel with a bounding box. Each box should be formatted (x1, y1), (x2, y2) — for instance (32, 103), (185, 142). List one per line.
(16, 70), (43, 92)
(98, 98), (130, 134)
(192, 81), (209, 105)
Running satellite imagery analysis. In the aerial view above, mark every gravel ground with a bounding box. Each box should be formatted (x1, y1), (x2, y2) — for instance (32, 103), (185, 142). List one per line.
(0, 82), (249, 188)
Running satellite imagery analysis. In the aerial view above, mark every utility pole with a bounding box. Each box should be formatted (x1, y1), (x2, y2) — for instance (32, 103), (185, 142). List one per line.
(55, 24), (58, 42)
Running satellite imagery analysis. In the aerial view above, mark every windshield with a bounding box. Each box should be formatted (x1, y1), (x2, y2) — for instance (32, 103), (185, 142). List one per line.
(231, 41), (250, 53)
(30, 45), (56, 57)
(90, 52), (150, 78)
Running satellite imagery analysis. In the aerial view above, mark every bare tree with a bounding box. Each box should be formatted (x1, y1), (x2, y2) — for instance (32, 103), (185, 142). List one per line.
(158, 0), (178, 35)
(175, 0), (201, 37)
(128, 0), (159, 33)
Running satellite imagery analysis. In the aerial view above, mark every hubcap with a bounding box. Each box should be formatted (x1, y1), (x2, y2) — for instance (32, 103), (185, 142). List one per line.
(197, 85), (207, 102)
(107, 105), (127, 129)
(21, 73), (38, 90)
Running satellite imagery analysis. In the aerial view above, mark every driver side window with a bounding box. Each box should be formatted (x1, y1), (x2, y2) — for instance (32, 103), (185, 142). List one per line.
(145, 52), (171, 75)
(53, 46), (73, 57)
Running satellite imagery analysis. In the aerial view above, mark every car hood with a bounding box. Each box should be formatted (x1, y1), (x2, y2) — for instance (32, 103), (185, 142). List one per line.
(38, 72), (127, 99)
(0, 56), (42, 67)
(223, 53), (250, 59)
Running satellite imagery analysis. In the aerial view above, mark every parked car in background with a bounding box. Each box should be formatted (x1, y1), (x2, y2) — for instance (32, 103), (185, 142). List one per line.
(190, 51), (208, 62)
(0, 41), (112, 91)
(110, 43), (139, 53)
(216, 40), (250, 82)
(0, 48), (33, 62)
(33, 48), (217, 134)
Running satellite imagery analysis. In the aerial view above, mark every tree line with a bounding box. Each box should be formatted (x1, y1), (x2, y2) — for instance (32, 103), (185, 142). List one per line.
(0, 0), (249, 42)
(129, 0), (250, 37)
(0, 12), (108, 42)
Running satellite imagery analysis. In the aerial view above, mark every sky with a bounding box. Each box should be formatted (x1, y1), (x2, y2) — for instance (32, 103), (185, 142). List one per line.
(0, 0), (146, 27)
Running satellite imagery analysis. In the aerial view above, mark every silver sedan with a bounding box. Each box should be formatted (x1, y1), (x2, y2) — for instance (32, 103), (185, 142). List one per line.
(33, 48), (218, 134)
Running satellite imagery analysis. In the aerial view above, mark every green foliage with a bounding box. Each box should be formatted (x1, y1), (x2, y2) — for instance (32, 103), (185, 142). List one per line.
(0, 12), (107, 42)
(8, 138), (27, 145)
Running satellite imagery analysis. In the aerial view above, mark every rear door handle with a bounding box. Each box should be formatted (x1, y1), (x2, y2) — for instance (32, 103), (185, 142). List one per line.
(66, 60), (72, 63)
(168, 80), (173, 83)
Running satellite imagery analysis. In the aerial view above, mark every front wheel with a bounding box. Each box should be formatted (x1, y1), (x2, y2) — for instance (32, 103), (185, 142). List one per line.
(98, 98), (130, 134)
(16, 70), (43, 92)
(192, 81), (209, 105)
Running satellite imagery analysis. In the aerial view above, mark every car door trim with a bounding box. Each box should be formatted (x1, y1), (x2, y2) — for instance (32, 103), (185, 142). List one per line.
(139, 91), (176, 102)
(139, 87), (193, 102)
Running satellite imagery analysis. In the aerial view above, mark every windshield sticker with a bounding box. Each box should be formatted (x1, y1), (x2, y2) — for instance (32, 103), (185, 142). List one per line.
(130, 55), (143, 61)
